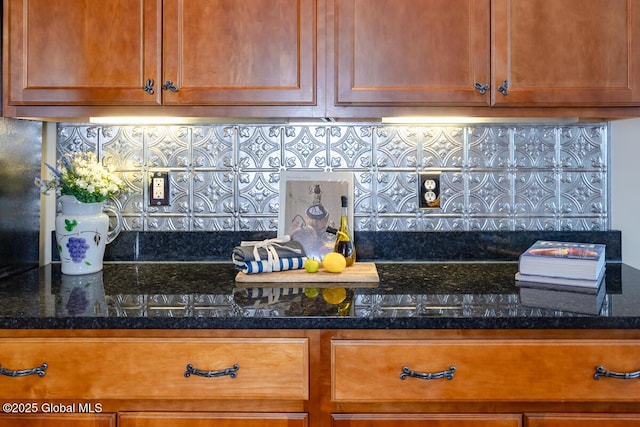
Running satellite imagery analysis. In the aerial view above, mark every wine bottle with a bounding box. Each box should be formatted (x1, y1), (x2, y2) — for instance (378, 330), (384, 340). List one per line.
(333, 195), (355, 266)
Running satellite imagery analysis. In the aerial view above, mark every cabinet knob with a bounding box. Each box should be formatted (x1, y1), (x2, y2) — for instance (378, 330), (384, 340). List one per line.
(184, 363), (239, 378)
(0, 362), (47, 377)
(594, 365), (640, 380)
(474, 82), (490, 94)
(400, 365), (455, 381)
(142, 78), (155, 95)
(162, 80), (179, 92)
(498, 80), (509, 96)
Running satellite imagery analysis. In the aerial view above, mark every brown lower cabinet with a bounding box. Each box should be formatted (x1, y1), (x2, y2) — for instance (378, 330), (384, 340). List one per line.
(331, 413), (640, 427)
(332, 413), (521, 427)
(0, 414), (116, 426)
(119, 412), (308, 427)
(525, 413), (640, 427)
(3, 329), (640, 427)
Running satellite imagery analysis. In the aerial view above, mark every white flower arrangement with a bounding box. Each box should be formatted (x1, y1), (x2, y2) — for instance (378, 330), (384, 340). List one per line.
(35, 152), (125, 203)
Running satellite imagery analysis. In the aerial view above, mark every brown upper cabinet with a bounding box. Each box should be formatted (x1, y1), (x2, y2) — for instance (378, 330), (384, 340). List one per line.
(492, 0), (640, 107)
(4, 0), (640, 119)
(331, 0), (491, 107)
(162, 0), (315, 107)
(4, 0), (162, 108)
(3, 0), (317, 116)
(327, 0), (640, 116)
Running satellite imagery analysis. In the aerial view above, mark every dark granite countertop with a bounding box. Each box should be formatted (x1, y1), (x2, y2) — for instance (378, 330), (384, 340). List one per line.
(1, 261), (640, 329)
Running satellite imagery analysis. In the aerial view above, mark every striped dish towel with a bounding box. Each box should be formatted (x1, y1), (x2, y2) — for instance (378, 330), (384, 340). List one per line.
(232, 235), (307, 274)
(240, 256), (308, 274)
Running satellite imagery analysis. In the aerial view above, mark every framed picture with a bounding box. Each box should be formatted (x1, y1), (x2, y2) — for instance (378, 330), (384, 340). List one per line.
(279, 171), (354, 261)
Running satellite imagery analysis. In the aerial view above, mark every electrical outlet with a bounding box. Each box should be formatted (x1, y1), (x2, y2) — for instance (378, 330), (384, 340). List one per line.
(418, 172), (441, 209)
(149, 172), (170, 206)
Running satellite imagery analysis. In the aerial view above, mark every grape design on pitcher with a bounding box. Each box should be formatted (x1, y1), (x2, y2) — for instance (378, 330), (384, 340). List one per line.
(57, 214), (101, 265)
(66, 237), (91, 263)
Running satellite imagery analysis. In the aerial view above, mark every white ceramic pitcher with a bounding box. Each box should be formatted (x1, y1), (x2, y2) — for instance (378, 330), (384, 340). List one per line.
(55, 195), (122, 275)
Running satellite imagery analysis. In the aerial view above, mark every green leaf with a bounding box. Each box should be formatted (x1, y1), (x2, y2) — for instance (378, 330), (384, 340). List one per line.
(64, 219), (78, 231)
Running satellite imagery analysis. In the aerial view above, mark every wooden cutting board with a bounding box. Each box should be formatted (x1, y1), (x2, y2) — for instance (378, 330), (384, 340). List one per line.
(235, 262), (379, 285)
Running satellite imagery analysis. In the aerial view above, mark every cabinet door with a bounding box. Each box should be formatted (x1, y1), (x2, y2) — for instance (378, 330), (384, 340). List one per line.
(525, 413), (640, 427)
(162, 0), (316, 106)
(4, 0), (162, 106)
(0, 414), (115, 427)
(333, 0), (491, 106)
(332, 413), (521, 427)
(119, 412), (308, 427)
(492, 0), (640, 106)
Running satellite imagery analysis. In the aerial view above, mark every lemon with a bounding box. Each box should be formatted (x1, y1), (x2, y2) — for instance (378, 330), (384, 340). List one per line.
(322, 287), (347, 304)
(304, 287), (319, 298)
(322, 252), (347, 273)
(304, 258), (320, 273)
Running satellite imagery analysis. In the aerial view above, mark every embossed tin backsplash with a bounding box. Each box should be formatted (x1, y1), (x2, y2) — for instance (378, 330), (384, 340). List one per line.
(57, 122), (609, 232)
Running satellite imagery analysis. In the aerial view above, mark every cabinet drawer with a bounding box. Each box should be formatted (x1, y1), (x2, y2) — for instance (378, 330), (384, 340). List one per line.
(332, 413), (521, 427)
(332, 339), (640, 402)
(0, 338), (308, 400)
(525, 413), (640, 427)
(119, 412), (308, 427)
(0, 414), (115, 427)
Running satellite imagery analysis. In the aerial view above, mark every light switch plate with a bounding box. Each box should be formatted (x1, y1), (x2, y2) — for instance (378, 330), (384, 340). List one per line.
(149, 172), (170, 206)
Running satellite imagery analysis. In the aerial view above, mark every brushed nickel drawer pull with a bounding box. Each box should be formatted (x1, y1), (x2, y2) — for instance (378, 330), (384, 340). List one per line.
(184, 363), (239, 378)
(594, 365), (640, 380)
(400, 365), (455, 381)
(0, 363), (47, 377)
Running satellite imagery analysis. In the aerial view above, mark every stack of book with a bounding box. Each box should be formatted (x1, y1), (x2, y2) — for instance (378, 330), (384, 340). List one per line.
(515, 240), (607, 315)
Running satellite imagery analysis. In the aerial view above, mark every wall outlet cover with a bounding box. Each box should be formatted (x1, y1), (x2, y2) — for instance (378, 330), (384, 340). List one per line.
(418, 172), (441, 209)
(149, 172), (170, 206)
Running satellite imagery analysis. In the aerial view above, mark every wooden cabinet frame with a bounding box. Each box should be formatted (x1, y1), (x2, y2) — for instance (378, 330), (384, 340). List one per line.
(4, 329), (640, 427)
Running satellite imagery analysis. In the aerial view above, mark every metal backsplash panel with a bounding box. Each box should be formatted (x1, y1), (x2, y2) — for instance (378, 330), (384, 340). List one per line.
(57, 123), (608, 232)
(0, 118), (42, 265)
